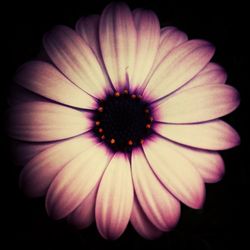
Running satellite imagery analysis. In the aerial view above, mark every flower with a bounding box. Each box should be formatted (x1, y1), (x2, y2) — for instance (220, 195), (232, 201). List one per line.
(8, 2), (240, 240)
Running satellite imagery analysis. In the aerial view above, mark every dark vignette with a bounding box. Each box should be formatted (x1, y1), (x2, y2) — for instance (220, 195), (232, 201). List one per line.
(2, 0), (249, 249)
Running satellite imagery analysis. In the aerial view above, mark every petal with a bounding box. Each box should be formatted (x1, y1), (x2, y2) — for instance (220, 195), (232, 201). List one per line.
(75, 15), (112, 90)
(143, 136), (205, 209)
(8, 84), (47, 106)
(132, 149), (180, 230)
(144, 40), (215, 100)
(67, 184), (98, 229)
(181, 62), (227, 91)
(155, 119), (240, 150)
(169, 145), (225, 183)
(76, 15), (101, 59)
(10, 139), (57, 165)
(130, 196), (162, 239)
(19, 134), (94, 197)
(43, 25), (109, 98)
(154, 84), (240, 123)
(201, 62), (226, 74)
(152, 27), (188, 74)
(141, 27), (188, 92)
(148, 138), (225, 183)
(130, 9), (160, 90)
(95, 153), (133, 240)
(99, 2), (137, 90)
(46, 142), (111, 220)
(8, 101), (91, 142)
(15, 61), (95, 109)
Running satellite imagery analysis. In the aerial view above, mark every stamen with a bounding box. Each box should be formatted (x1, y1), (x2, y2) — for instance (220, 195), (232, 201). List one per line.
(91, 90), (154, 153)
(98, 107), (104, 112)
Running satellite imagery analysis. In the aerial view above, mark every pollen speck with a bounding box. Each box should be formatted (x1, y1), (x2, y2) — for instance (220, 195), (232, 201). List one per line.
(98, 107), (104, 112)
(128, 140), (133, 146)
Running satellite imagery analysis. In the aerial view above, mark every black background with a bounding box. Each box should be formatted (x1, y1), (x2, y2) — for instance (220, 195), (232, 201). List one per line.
(2, 0), (249, 249)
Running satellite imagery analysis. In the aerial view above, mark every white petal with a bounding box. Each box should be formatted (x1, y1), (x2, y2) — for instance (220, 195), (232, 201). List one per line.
(155, 119), (240, 150)
(150, 139), (225, 183)
(67, 184), (98, 229)
(201, 62), (226, 74)
(141, 27), (188, 92)
(170, 145), (225, 183)
(132, 149), (180, 230)
(76, 15), (112, 90)
(181, 62), (227, 91)
(130, 196), (162, 239)
(15, 61), (95, 109)
(8, 101), (91, 141)
(99, 2), (137, 90)
(130, 9), (160, 90)
(19, 134), (95, 197)
(95, 153), (133, 240)
(8, 84), (47, 106)
(154, 84), (240, 123)
(153, 27), (188, 73)
(46, 142), (112, 220)
(76, 15), (101, 58)
(143, 136), (205, 209)
(11, 139), (57, 166)
(144, 40), (215, 100)
(43, 25), (109, 98)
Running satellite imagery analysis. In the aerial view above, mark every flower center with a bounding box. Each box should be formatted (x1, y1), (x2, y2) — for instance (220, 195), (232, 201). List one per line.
(91, 89), (154, 153)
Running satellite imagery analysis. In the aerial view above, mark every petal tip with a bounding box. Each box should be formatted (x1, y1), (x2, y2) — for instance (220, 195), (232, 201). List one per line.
(45, 193), (64, 220)
(230, 129), (241, 149)
(190, 184), (206, 209)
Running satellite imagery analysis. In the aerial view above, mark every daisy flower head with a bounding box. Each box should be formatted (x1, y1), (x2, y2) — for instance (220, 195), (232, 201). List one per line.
(8, 2), (240, 240)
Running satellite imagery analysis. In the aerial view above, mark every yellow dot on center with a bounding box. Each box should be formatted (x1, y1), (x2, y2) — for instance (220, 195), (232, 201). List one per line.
(128, 140), (133, 146)
(98, 107), (103, 112)
(110, 138), (116, 144)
